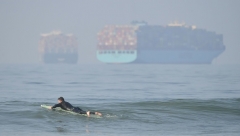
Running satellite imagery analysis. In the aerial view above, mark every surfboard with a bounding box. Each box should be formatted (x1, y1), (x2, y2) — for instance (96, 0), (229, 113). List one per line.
(40, 105), (102, 118)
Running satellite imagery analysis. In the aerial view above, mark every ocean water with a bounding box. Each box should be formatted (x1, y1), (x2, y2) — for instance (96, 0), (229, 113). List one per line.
(0, 64), (240, 136)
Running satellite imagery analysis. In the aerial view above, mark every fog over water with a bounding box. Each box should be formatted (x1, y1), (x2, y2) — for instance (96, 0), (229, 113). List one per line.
(0, 0), (240, 64)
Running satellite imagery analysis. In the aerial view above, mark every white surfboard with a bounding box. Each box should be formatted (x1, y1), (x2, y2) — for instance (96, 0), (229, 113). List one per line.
(41, 105), (102, 118)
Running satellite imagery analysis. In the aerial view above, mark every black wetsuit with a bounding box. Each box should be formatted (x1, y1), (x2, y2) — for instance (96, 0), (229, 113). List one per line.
(52, 101), (94, 114)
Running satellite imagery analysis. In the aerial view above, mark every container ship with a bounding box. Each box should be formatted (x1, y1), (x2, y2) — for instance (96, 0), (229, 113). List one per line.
(96, 21), (225, 64)
(39, 31), (78, 64)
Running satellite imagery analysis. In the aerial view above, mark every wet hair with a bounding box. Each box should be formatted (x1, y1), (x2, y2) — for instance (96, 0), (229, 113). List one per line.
(58, 97), (64, 101)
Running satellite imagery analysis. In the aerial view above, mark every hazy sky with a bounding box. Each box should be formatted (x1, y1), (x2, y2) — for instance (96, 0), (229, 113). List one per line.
(0, 0), (239, 64)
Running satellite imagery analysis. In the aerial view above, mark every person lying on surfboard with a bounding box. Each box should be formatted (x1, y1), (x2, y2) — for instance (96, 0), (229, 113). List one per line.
(49, 97), (102, 117)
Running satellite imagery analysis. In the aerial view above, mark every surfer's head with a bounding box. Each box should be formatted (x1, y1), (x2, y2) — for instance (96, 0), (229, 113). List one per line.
(58, 97), (64, 103)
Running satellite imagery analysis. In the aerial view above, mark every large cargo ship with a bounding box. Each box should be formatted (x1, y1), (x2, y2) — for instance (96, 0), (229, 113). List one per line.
(96, 21), (225, 64)
(39, 31), (78, 64)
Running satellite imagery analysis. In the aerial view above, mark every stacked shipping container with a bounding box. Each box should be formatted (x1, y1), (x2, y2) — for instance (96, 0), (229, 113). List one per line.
(39, 31), (78, 53)
(39, 31), (78, 64)
(97, 25), (137, 50)
(136, 25), (225, 50)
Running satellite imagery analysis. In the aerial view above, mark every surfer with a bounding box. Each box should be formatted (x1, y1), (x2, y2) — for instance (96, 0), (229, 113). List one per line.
(49, 97), (102, 117)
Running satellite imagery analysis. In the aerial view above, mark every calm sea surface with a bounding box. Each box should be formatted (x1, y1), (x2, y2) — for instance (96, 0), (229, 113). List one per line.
(0, 64), (240, 136)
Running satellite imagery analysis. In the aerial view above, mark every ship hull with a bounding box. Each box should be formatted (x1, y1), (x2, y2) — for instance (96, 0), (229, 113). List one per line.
(42, 53), (78, 64)
(96, 50), (137, 63)
(134, 49), (225, 64)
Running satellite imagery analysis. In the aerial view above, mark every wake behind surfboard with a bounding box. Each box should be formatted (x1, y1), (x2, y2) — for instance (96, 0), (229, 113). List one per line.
(40, 105), (102, 118)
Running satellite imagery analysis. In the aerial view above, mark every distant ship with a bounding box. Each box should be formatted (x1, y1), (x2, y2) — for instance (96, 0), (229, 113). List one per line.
(96, 21), (225, 64)
(39, 31), (78, 64)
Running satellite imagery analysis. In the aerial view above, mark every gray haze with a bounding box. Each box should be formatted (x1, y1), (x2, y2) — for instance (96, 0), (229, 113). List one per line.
(0, 0), (240, 64)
